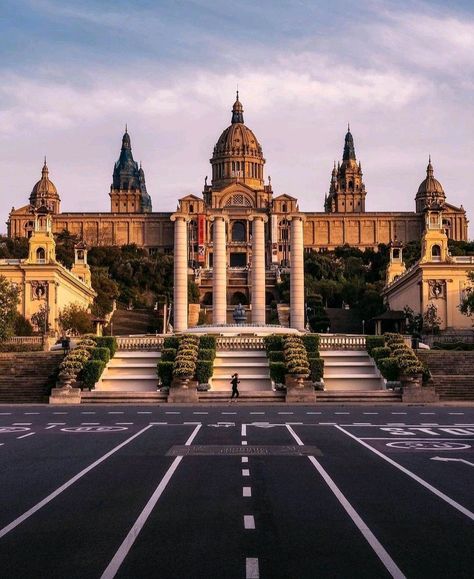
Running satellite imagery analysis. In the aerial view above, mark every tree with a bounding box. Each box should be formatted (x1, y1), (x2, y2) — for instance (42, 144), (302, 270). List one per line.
(91, 267), (120, 316)
(188, 280), (201, 304)
(423, 303), (441, 335)
(0, 276), (20, 341)
(14, 313), (33, 336)
(459, 271), (474, 320)
(31, 304), (49, 334)
(59, 304), (93, 335)
(55, 230), (80, 268)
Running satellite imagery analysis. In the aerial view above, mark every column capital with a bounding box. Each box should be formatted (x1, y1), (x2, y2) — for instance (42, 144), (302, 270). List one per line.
(248, 213), (268, 223)
(209, 212), (229, 223)
(288, 213), (306, 223)
(170, 212), (189, 223)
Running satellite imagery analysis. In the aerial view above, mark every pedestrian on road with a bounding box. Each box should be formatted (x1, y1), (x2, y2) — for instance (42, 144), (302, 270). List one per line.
(230, 373), (240, 400)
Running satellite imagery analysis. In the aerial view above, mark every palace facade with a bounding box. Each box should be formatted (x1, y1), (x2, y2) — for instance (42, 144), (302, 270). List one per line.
(7, 94), (469, 311)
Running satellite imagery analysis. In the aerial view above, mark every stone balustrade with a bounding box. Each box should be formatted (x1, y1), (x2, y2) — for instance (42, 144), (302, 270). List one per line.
(319, 334), (367, 350)
(4, 336), (43, 346)
(217, 336), (265, 350)
(116, 336), (164, 351)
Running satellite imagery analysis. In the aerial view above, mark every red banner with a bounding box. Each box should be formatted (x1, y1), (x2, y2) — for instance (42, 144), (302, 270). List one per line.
(197, 215), (206, 263)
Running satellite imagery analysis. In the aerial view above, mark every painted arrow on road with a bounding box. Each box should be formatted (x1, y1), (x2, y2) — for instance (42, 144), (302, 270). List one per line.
(431, 456), (474, 467)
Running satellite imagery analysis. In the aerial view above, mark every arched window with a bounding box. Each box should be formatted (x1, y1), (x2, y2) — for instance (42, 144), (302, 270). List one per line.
(431, 244), (441, 259)
(348, 180), (354, 190)
(189, 204), (194, 214)
(231, 291), (248, 305)
(232, 221), (246, 242)
(36, 247), (46, 263)
(282, 203), (288, 213)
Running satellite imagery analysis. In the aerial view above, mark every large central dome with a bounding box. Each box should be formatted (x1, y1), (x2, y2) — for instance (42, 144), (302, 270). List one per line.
(210, 93), (265, 191)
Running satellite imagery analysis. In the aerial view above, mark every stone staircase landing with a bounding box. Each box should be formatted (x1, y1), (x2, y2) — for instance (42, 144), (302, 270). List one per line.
(211, 350), (271, 391)
(96, 351), (160, 392)
(321, 350), (384, 391)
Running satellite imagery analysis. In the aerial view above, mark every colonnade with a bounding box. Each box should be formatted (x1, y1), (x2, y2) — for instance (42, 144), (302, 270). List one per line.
(171, 212), (305, 331)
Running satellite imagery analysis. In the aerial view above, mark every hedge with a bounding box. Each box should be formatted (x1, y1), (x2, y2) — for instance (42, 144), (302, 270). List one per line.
(269, 362), (286, 384)
(81, 360), (105, 389)
(90, 347), (110, 364)
(196, 360), (213, 384)
(163, 336), (180, 350)
(161, 348), (177, 361)
(157, 361), (173, 387)
(378, 358), (400, 381)
(268, 350), (285, 362)
(94, 336), (117, 357)
(365, 336), (385, 355)
(371, 347), (391, 362)
(263, 335), (284, 352)
(199, 336), (217, 350)
(301, 334), (320, 355)
(309, 358), (324, 382)
(198, 348), (216, 361)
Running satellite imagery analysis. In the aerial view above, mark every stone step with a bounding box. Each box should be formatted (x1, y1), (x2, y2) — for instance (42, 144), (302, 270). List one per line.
(198, 391), (285, 403)
(98, 377), (158, 392)
(82, 391), (167, 403)
(105, 366), (158, 377)
(210, 376), (272, 392)
(113, 351), (161, 359)
(323, 362), (378, 377)
(317, 390), (401, 403)
(323, 375), (384, 391)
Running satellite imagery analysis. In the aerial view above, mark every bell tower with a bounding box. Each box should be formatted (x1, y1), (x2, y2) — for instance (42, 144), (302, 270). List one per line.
(71, 241), (92, 287)
(386, 239), (406, 284)
(26, 206), (56, 264)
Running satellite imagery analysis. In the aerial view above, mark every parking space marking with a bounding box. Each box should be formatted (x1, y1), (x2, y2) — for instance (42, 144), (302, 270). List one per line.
(241, 424), (247, 437)
(244, 515), (255, 529)
(246, 557), (259, 579)
(0, 424), (154, 540)
(100, 424), (201, 579)
(286, 425), (405, 579)
(53, 412), (68, 414)
(17, 432), (35, 439)
(335, 425), (474, 521)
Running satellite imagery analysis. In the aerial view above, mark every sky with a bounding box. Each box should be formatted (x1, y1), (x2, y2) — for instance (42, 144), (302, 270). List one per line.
(1, 0), (473, 236)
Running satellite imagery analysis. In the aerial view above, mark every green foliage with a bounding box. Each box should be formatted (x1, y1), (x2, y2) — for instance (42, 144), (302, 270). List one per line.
(459, 272), (474, 320)
(378, 358), (400, 381)
(31, 304), (49, 334)
(0, 342), (42, 352)
(301, 334), (320, 355)
(432, 341), (474, 351)
(268, 350), (285, 362)
(371, 346), (391, 362)
(59, 303), (93, 335)
(81, 360), (105, 389)
(196, 360), (213, 383)
(14, 313), (33, 336)
(0, 236), (29, 259)
(93, 336), (117, 357)
(188, 280), (200, 304)
(55, 230), (79, 269)
(365, 336), (385, 355)
(423, 304), (441, 334)
(0, 276), (20, 341)
(163, 336), (180, 350)
(199, 336), (217, 350)
(269, 362), (286, 384)
(309, 357), (324, 382)
(91, 267), (120, 317)
(90, 347), (110, 364)
(161, 348), (177, 361)
(307, 294), (330, 332)
(283, 336), (310, 376)
(198, 348), (216, 361)
(263, 335), (284, 352)
(157, 361), (173, 387)
(173, 335), (199, 378)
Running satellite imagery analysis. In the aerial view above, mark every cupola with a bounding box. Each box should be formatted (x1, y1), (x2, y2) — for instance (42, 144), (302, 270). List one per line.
(29, 159), (61, 213)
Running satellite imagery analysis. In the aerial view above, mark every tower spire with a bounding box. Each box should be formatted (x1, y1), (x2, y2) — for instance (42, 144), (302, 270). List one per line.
(343, 125), (356, 161)
(231, 92), (244, 124)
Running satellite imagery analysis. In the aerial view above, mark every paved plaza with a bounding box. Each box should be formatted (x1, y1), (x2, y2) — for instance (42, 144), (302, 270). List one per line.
(0, 405), (473, 578)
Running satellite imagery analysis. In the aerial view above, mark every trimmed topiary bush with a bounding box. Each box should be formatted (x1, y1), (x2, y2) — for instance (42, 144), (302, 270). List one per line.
(301, 334), (320, 355)
(263, 335), (284, 352)
(366, 336), (385, 355)
(94, 336), (117, 357)
(198, 348), (216, 361)
(269, 362), (286, 384)
(161, 348), (177, 362)
(309, 357), (324, 382)
(163, 336), (180, 350)
(378, 358), (400, 381)
(268, 350), (285, 362)
(199, 336), (217, 350)
(157, 361), (173, 387)
(81, 360), (105, 389)
(90, 347), (110, 364)
(371, 347), (391, 362)
(196, 360), (213, 384)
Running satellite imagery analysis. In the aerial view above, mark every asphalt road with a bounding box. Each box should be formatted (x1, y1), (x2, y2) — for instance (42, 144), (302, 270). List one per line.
(0, 404), (473, 578)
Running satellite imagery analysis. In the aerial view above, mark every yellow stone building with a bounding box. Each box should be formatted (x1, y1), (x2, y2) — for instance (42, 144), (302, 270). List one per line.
(7, 94), (469, 307)
(1, 207), (96, 334)
(383, 203), (474, 331)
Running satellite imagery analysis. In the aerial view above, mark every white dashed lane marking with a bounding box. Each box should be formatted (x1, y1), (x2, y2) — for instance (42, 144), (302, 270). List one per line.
(137, 412), (152, 414)
(242, 469), (250, 477)
(244, 515), (255, 530)
(17, 433), (35, 439)
(242, 457), (248, 463)
(246, 557), (260, 579)
(242, 440), (248, 446)
(13, 423), (32, 426)
(243, 487), (252, 497)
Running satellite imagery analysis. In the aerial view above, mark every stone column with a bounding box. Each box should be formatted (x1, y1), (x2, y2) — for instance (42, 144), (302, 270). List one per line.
(171, 214), (188, 332)
(290, 215), (305, 331)
(250, 214), (267, 325)
(212, 215), (227, 325)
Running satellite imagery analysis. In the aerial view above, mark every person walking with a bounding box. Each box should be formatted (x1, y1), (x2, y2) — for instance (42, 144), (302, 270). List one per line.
(230, 373), (240, 400)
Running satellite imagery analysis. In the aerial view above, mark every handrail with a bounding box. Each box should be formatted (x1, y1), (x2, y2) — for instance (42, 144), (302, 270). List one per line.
(217, 336), (265, 350)
(116, 336), (164, 351)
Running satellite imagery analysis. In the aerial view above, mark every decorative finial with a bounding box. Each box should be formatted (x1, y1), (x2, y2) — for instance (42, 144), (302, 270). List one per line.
(125, 123), (128, 134)
(347, 122), (350, 132)
(44, 155), (47, 166)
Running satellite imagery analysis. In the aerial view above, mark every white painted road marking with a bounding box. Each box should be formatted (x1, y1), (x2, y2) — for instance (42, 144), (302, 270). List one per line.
(242, 440), (248, 445)
(0, 424), (155, 539)
(246, 557), (260, 579)
(286, 425), (406, 579)
(431, 456), (474, 467)
(100, 424), (201, 579)
(241, 424), (247, 437)
(0, 427), (29, 433)
(244, 515), (255, 529)
(45, 425), (58, 429)
(243, 487), (252, 497)
(242, 457), (248, 463)
(17, 432), (35, 439)
(13, 423), (32, 426)
(242, 469), (250, 477)
(62, 426), (128, 433)
(336, 425), (474, 522)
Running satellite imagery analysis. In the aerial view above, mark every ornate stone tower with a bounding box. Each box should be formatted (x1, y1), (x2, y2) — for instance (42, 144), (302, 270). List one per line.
(71, 241), (92, 287)
(109, 128), (152, 213)
(325, 126), (366, 213)
(415, 156), (446, 213)
(26, 206), (56, 265)
(29, 159), (61, 214)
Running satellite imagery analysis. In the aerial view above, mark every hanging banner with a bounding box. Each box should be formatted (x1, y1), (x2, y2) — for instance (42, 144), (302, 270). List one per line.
(198, 214), (206, 263)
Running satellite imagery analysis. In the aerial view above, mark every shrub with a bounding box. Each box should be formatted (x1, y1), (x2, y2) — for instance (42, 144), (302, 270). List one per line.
(432, 341), (474, 351)
(269, 362), (286, 384)
(263, 335), (284, 352)
(384, 333), (405, 346)
(157, 361), (173, 387)
(0, 343), (42, 352)
(301, 334), (320, 354)
(14, 313), (33, 336)
(196, 360), (213, 383)
(161, 348), (177, 361)
(283, 335), (310, 376)
(268, 350), (285, 362)
(163, 336), (180, 350)
(198, 348), (216, 361)
(309, 358), (324, 382)
(366, 336), (385, 355)
(94, 336), (117, 357)
(378, 358), (400, 381)
(59, 303), (93, 335)
(199, 336), (217, 350)
(90, 347), (110, 364)
(371, 347), (391, 362)
(81, 360), (105, 389)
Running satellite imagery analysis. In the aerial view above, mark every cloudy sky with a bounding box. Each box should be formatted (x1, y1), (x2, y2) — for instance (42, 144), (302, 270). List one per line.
(1, 0), (473, 235)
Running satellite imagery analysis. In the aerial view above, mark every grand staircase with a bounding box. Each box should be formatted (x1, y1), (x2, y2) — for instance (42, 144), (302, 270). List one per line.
(211, 350), (272, 391)
(0, 352), (62, 403)
(321, 350), (385, 391)
(109, 308), (158, 335)
(417, 351), (474, 400)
